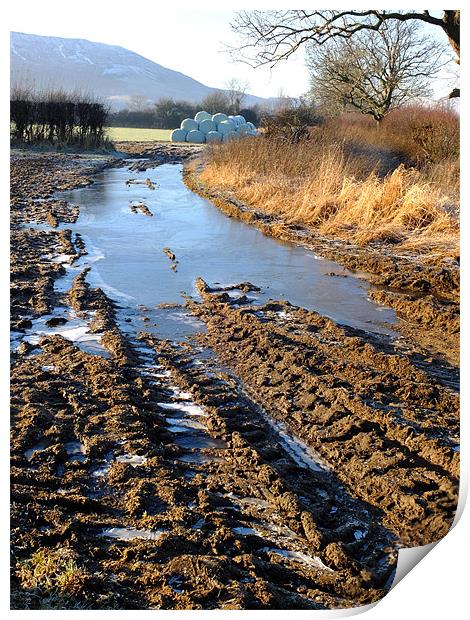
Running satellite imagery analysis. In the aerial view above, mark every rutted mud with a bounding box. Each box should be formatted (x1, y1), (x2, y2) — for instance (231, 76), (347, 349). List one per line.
(10, 145), (459, 610)
(189, 279), (459, 547)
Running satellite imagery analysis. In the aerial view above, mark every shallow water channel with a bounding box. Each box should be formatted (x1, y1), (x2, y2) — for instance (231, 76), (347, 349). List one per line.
(58, 162), (396, 338)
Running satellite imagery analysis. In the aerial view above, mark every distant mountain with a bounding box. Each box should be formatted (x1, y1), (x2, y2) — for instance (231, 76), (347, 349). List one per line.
(10, 31), (268, 110)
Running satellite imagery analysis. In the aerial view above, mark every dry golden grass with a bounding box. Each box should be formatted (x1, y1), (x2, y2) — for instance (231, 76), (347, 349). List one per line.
(200, 133), (459, 257)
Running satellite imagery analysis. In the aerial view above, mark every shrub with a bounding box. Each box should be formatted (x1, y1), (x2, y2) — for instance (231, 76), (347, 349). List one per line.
(238, 107), (260, 126)
(10, 86), (108, 147)
(260, 104), (324, 142)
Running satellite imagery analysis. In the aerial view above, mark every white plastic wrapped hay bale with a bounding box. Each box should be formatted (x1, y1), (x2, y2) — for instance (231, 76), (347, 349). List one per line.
(195, 111), (212, 122)
(217, 120), (236, 135)
(181, 118), (199, 131)
(171, 128), (188, 142)
(186, 129), (205, 144)
(206, 131), (222, 143)
(199, 119), (216, 134)
(237, 123), (250, 135)
(212, 113), (228, 125)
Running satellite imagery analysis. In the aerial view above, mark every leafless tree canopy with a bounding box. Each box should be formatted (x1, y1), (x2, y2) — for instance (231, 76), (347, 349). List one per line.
(230, 10), (460, 66)
(128, 94), (151, 112)
(224, 78), (249, 112)
(307, 20), (449, 122)
(200, 89), (231, 115)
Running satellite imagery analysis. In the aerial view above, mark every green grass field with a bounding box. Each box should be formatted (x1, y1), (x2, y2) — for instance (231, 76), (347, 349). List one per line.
(106, 127), (173, 142)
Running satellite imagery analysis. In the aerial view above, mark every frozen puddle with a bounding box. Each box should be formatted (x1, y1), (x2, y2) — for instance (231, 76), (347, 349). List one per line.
(169, 387), (193, 400)
(116, 454), (147, 466)
(157, 402), (207, 417)
(232, 526), (263, 537)
(169, 311), (205, 329)
(100, 527), (165, 541)
(51, 253), (75, 264)
(14, 241), (109, 355)
(230, 514), (334, 570)
(140, 368), (171, 379)
(134, 342), (227, 465)
(53, 242), (105, 295)
(224, 493), (271, 511)
(90, 451), (146, 478)
(19, 308), (108, 357)
(261, 548), (334, 572)
(174, 434), (227, 450)
(56, 163), (397, 336)
(64, 441), (86, 462)
(24, 441), (49, 461)
(168, 576), (185, 593)
(165, 417), (206, 432)
(265, 417), (328, 473)
(91, 464), (111, 478)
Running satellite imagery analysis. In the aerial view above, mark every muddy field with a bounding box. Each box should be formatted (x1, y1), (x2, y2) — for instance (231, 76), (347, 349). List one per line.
(10, 145), (459, 610)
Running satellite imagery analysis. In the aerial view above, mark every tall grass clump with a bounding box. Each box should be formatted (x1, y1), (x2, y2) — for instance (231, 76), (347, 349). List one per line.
(200, 104), (459, 257)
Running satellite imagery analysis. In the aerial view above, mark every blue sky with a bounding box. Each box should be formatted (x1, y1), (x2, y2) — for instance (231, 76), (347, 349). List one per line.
(7, 2), (458, 100)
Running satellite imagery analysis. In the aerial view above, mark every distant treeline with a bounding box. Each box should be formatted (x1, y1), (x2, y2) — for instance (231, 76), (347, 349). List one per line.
(10, 87), (108, 147)
(108, 97), (261, 129)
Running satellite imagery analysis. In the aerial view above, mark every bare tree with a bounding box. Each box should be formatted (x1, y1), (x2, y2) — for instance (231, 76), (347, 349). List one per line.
(200, 90), (231, 114)
(224, 78), (249, 112)
(128, 94), (150, 112)
(307, 20), (448, 123)
(230, 10), (460, 96)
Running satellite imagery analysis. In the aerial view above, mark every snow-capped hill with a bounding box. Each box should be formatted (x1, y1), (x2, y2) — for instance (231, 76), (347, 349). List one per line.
(10, 32), (266, 110)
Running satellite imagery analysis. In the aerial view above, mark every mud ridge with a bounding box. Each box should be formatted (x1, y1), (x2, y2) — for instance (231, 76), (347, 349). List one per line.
(188, 279), (459, 547)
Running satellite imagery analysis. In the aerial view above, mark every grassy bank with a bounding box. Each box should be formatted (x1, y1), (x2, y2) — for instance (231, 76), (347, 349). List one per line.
(106, 127), (172, 142)
(199, 107), (459, 258)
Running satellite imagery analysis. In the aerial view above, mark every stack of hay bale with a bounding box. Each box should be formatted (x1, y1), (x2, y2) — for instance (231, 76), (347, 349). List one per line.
(171, 111), (258, 143)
